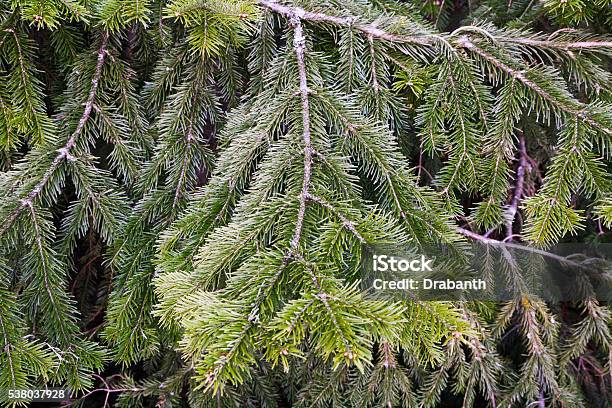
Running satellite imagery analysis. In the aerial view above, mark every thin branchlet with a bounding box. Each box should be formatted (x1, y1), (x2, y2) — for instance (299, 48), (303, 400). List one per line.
(457, 36), (612, 136)
(504, 37), (612, 50)
(289, 15), (314, 251)
(305, 193), (366, 243)
(505, 134), (528, 239)
(0, 32), (110, 237)
(258, 0), (437, 46)
(0, 312), (16, 387)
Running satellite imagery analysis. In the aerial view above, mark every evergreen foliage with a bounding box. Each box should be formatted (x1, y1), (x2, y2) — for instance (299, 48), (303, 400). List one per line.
(0, 0), (610, 407)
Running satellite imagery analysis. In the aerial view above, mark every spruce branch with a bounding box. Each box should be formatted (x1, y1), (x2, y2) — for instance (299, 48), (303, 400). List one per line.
(0, 310), (16, 388)
(5, 29), (38, 130)
(26, 201), (70, 344)
(258, 0), (437, 46)
(505, 134), (528, 240)
(289, 14), (313, 252)
(456, 227), (598, 271)
(0, 32), (110, 237)
(456, 35), (612, 136)
(522, 118), (607, 245)
(438, 63), (479, 195)
(503, 36), (612, 50)
(2, 27), (55, 147)
(0, 272), (55, 397)
(305, 193), (366, 243)
(291, 255), (357, 361)
(2, 1), (611, 405)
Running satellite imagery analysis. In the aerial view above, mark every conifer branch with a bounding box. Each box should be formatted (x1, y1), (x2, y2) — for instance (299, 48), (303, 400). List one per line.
(367, 35), (380, 91)
(0, 32), (110, 237)
(317, 292), (354, 357)
(456, 36), (612, 136)
(294, 255), (354, 358)
(205, 255), (291, 387)
(0, 312), (16, 387)
(2, 1), (609, 404)
(5, 28), (45, 142)
(305, 193), (366, 243)
(258, 0), (436, 46)
(505, 134), (528, 240)
(259, 2), (612, 55)
(282, 18), (357, 359)
(503, 37), (612, 51)
(439, 66), (478, 195)
(27, 202), (69, 344)
(457, 227), (594, 270)
(289, 15), (313, 251)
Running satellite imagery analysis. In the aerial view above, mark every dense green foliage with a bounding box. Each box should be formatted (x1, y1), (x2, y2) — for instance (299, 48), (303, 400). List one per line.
(0, 0), (610, 407)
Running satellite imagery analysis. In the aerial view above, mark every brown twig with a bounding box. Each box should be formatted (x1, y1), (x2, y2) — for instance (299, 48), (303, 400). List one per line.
(505, 134), (529, 240)
(62, 385), (138, 408)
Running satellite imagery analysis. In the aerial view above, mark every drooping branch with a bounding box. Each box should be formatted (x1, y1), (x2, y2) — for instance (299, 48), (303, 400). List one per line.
(456, 227), (594, 270)
(4, 28), (48, 144)
(26, 202), (70, 344)
(258, 2), (612, 140)
(456, 36), (612, 136)
(204, 14), (318, 387)
(259, 1), (612, 53)
(452, 26), (612, 51)
(0, 32), (110, 238)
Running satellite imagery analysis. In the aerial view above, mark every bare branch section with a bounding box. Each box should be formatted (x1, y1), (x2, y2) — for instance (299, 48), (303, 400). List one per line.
(505, 134), (529, 240)
(456, 36), (612, 136)
(258, 0), (435, 46)
(0, 33), (110, 237)
(457, 227), (594, 270)
(289, 15), (314, 251)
